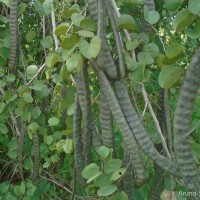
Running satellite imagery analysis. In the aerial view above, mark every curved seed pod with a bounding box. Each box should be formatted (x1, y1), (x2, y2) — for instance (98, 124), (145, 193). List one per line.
(76, 64), (101, 164)
(100, 88), (114, 149)
(96, 0), (118, 79)
(141, 0), (155, 35)
(148, 144), (164, 200)
(123, 152), (134, 200)
(106, 1), (126, 79)
(88, 0), (98, 21)
(8, 0), (19, 73)
(174, 48), (200, 193)
(30, 132), (40, 182)
(113, 79), (181, 178)
(91, 60), (147, 186)
(18, 125), (25, 180)
(73, 95), (85, 187)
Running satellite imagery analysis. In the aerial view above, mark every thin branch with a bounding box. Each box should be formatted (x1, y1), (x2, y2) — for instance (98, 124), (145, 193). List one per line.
(141, 84), (171, 159)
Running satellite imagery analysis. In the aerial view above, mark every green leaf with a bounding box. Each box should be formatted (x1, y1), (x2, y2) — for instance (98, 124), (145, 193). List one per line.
(46, 135), (53, 145)
(30, 80), (45, 91)
(143, 43), (159, 58)
(43, 0), (52, 16)
(61, 34), (79, 50)
(31, 106), (41, 119)
(0, 123), (8, 134)
(94, 174), (112, 187)
(0, 68), (5, 77)
(173, 9), (197, 32)
(165, 0), (183, 11)
(117, 14), (136, 30)
(80, 18), (97, 32)
(188, 0), (200, 14)
(104, 159), (122, 174)
(144, 5), (160, 24)
(110, 168), (126, 181)
(87, 171), (102, 184)
(48, 117), (60, 126)
(56, 139), (65, 153)
(79, 36), (101, 59)
(5, 73), (15, 83)
(138, 52), (154, 65)
(55, 23), (69, 36)
(82, 163), (100, 179)
(34, 1), (45, 15)
(67, 103), (74, 116)
(71, 13), (84, 27)
(45, 53), (59, 68)
(77, 30), (94, 37)
(23, 93), (33, 103)
(26, 65), (38, 75)
(126, 39), (139, 51)
(185, 21), (200, 39)
(66, 53), (84, 72)
(63, 138), (73, 154)
(165, 43), (185, 61)
(112, 191), (128, 200)
(18, 2), (28, 15)
(26, 30), (36, 42)
(0, 102), (6, 113)
(28, 122), (39, 133)
(158, 66), (183, 89)
(97, 146), (110, 159)
(97, 184), (118, 197)
(40, 36), (53, 49)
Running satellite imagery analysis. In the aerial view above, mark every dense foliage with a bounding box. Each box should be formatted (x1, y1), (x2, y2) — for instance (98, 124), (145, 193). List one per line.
(1, 0), (200, 199)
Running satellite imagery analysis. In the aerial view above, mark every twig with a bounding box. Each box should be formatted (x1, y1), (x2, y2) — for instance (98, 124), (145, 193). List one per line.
(141, 84), (171, 159)
(141, 102), (148, 120)
(186, 120), (200, 137)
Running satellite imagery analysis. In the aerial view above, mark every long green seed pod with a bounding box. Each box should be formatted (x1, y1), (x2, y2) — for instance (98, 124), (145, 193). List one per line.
(30, 132), (40, 182)
(100, 88), (114, 149)
(174, 48), (200, 194)
(91, 60), (147, 186)
(123, 152), (134, 200)
(73, 95), (85, 187)
(106, 1), (126, 78)
(18, 125), (25, 180)
(141, 0), (155, 35)
(95, 0), (118, 79)
(8, 0), (19, 73)
(76, 64), (101, 163)
(113, 79), (181, 178)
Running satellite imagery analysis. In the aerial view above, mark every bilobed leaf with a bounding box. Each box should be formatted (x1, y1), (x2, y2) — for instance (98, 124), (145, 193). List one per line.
(110, 168), (126, 181)
(71, 13), (84, 27)
(26, 30), (36, 42)
(55, 23), (69, 36)
(165, 0), (183, 11)
(117, 14), (136, 30)
(48, 117), (60, 126)
(45, 53), (59, 68)
(165, 43), (185, 61)
(66, 53), (84, 72)
(104, 159), (122, 174)
(63, 139), (73, 154)
(97, 146), (110, 159)
(23, 93), (33, 103)
(144, 5), (160, 24)
(138, 52), (154, 65)
(188, 0), (200, 14)
(143, 43), (159, 57)
(18, 2), (28, 15)
(126, 39), (139, 50)
(113, 191), (128, 200)
(26, 65), (38, 75)
(185, 21), (200, 39)
(80, 18), (97, 32)
(158, 65), (183, 89)
(79, 36), (101, 59)
(46, 135), (53, 145)
(43, 0), (52, 16)
(97, 184), (118, 196)
(0, 102), (6, 113)
(40, 36), (53, 48)
(30, 80), (45, 91)
(82, 163), (100, 179)
(28, 122), (39, 133)
(0, 123), (8, 134)
(61, 34), (79, 50)
(173, 9), (197, 32)
(67, 103), (74, 115)
(87, 171), (102, 183)
(94, 174), (112, 187)
(77, 30), (94, 37)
